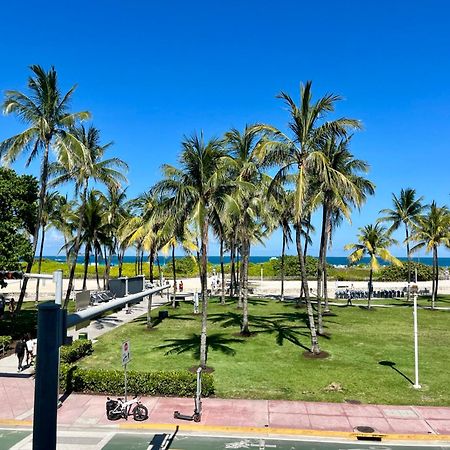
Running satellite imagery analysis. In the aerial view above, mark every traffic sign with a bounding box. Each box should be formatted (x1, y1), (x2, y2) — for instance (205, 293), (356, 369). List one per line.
(122, 340), (131, 366)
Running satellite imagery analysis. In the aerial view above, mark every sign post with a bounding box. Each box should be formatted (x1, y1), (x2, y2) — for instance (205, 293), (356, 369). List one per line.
(121, 340), (131, 401)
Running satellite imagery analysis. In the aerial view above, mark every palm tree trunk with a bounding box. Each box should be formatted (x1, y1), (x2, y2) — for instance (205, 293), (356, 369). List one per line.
(83, 246), (90, 290)
(220, 236), (225, 305)
(405, 224), (411, 301)
(230, 240), (236, 298)
(316, 205), (327, 301)
(238, 247), (244, 309)
(296, 221), (320, 354)
(35, 225), (46, 304)
(17, 142), (51, 312)
(140, 249), (144, 274)
(134, 248), (138, 275)
(171, 243), (177, 304)
(323, 206), (331, 312)
(149, 249), (155, 283)
(368, 268), (373, 309)
(65, 183), (88, 306)
(199, 216), (209, 369)
(432, 246), (438, 309)
(147, 294), (153, 328)
(118, 250), (124, 277)
(300, 212), (312, 300)
(241, 239), (250, 335)
(94, 247), (100, 289)
(280, 229), (286, 301)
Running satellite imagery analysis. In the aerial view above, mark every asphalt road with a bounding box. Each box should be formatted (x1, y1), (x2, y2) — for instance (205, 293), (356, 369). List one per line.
(2, 429), (450, 450)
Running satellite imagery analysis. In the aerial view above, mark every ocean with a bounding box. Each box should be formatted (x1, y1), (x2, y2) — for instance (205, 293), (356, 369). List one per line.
(43, 255), (450, 267)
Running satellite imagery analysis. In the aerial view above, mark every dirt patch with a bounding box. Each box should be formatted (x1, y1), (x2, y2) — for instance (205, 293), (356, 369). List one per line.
(188, 365), (215, 374)
(302, 350), (330, 359)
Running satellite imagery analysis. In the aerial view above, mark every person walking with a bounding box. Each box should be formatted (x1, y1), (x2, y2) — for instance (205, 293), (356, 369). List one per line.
(0, 295), (5, 319)
(26, 335), (34, 366)
(15, 337), (26, 372)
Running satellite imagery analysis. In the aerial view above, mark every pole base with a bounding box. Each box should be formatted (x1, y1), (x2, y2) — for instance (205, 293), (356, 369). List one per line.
(413, 384), (422, 389)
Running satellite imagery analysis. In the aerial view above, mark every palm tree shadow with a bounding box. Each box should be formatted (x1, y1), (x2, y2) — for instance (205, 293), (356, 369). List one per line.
(209, 312), (272, 329)
(157, 333), (245, 359)
(253, 320), (310, 351)
(378, 360), (414, 385)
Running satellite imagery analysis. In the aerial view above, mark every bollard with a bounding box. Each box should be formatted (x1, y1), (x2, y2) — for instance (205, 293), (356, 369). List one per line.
(33, 303), (61, 450)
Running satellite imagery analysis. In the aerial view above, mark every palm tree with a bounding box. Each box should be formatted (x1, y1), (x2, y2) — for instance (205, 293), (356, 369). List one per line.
(102, 187), (128, 288)
(258, 81), (361, 353)
(316, 136), (374, 315)
(345, 224), (402, 308)
(51, 124), (128, 304)
(409, 202), (450, 308)
(379, 188), (424, 300)
(0, 65), (90, 310)
(153, 132), (227, 368)
(35, 191), (61, 302)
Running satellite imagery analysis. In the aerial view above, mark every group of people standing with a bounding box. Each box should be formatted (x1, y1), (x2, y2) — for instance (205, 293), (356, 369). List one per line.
(14, 335), (37, 372)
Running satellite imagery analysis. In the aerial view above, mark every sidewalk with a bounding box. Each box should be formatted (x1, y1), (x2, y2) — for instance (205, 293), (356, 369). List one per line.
(0, 295), (169, 375)
(1, 375), (450, 440)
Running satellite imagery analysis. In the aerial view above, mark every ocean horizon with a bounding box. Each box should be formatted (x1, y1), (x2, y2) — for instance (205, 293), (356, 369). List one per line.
(43, 255), (450, 267)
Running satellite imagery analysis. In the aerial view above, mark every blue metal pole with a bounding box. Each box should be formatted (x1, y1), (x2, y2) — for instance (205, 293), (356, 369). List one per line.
(32, 303), (61, 450)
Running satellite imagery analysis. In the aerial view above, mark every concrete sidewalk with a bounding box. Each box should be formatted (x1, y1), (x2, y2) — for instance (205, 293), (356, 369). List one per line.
(1, 376), (450, 440)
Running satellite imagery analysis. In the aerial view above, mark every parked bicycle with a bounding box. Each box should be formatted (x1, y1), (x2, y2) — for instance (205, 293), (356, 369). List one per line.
(106, 395), (148, 421)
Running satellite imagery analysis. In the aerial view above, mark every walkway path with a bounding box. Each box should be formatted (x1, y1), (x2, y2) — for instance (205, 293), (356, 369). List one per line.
(1, 375), (450, 441)
(0, 294), (170, 375)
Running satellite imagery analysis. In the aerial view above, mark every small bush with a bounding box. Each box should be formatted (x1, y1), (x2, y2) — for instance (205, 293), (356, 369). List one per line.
(379, 262), (433, 282)
(60, 339), (93, 364)
(59, 364), (214, 397)
(0, 335), (12, 351)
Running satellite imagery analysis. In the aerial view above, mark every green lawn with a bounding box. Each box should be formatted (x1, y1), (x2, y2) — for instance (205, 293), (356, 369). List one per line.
(79, 296), (449, 406)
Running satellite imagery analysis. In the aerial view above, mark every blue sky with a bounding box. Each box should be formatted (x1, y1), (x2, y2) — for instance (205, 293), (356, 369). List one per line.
(1, 0), (449, 257)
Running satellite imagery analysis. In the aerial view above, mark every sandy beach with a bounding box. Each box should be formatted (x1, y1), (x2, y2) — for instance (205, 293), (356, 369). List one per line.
(3, 276), (450, 301)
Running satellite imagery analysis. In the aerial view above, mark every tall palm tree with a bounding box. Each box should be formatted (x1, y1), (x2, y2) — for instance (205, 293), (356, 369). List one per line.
(51, 124), (128, 304)
(379, 188), (424, 300)
(153, 132), (227, 368)
(345, 224), (402, 308)
(0, 65), (90, 310)
(316, 136), (374, 314)
(409, 202), (450, 308)
(258, 81), (361, 353)
(35, 191), (61, 302)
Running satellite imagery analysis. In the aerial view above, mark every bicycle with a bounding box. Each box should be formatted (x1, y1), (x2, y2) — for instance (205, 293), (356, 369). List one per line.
(106, 396), (148, 421)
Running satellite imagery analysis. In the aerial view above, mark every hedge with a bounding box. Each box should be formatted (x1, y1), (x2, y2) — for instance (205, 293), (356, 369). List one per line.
(59, 364), (214, 397)
(60, 339), (93, 364)
(379, 262), (434, 282)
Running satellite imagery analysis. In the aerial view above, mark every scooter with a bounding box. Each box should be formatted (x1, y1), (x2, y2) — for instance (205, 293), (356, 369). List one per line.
(174, 367), (202, 422)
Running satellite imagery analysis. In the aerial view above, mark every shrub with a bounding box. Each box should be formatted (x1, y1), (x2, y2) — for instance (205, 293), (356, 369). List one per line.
(60, 339), (93, 364)
(0, 335), (12, 351)
(59, 364), (214, 397)
(379, 262), (433, 282)
(271, 255), (323, 278)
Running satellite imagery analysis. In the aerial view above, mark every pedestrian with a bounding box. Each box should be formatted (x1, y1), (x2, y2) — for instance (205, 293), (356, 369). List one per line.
(9, 298), (15, 316)
(347, 289), (353, 306)
(26, 334), (34, 366)
(0, 294), (5, 319)
(15, 337), (26, 372)
(179, 280), (183, 292)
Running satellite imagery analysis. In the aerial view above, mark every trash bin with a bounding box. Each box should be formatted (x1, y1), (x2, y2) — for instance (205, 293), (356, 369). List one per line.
(78, 332), (88, 340)
(158, 310), (169, 320)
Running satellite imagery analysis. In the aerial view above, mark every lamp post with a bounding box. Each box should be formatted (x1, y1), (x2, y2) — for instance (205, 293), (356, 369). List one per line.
(411, 284), (421, 389)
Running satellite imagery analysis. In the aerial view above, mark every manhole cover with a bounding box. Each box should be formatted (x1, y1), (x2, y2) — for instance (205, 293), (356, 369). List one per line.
(356, 426), (375, 433)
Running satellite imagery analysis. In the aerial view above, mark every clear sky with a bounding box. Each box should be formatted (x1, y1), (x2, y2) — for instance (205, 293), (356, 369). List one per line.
(1, 0), (449, 257)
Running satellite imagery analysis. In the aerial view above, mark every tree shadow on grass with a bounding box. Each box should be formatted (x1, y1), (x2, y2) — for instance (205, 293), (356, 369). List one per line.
(157, 333), (245, 359)
(253, 320), (311, 351)
(378, 360), (414, 385)
(132, 315), (164, 328)
(209, 311), (272, 329)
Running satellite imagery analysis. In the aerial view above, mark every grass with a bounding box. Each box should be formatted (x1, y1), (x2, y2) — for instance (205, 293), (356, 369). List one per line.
(79, 296), (450, 406)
